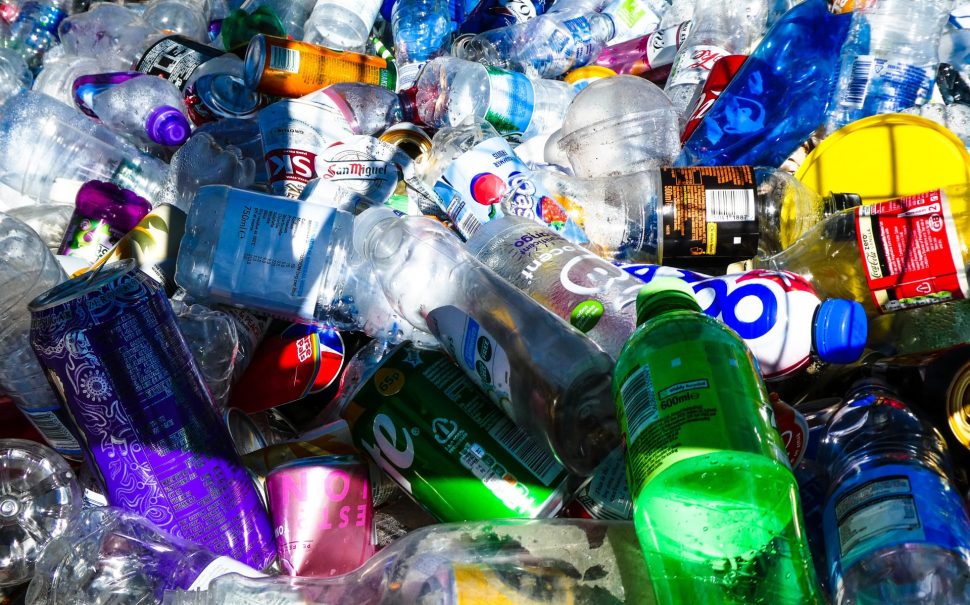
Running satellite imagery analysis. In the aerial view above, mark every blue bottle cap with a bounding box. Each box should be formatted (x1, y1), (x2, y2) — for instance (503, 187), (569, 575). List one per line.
(814, 299), (867, 364)
(145, 106), (190, 146)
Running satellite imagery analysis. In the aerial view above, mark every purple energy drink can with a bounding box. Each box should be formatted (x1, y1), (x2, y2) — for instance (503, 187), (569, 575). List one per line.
(28, 260), (275, 569)
(266, 455), (375, 577)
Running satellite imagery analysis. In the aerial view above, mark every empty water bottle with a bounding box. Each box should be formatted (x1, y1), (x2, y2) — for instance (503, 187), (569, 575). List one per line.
(391, 0), (455, 90)
(303, 0), (383, 52)
(86, 74), (192, 146)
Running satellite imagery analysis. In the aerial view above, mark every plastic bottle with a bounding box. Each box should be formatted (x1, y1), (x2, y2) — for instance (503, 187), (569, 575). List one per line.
(663, 0), (769, 116)
(86, 74), (193, 146)
(535, 164), (859, 264)
(613, 278), (823, 605)
(141, 0), (210, 41)
(425, 120), (587, 242)
(465, 215), (642, 358)
(391, 0), (455, 90)
(302, 0), (382, 52)
(622, 265), (868, 380)
(0, 90), (169, 204)
(412, 55), (576, 137)
(1, 0), (71, 67)
(0, 47), (30, 103)
(600, 0), (670, 45)
(238, 0), (316, 40)
(25, 507), (269, 605)
(0, 438), (82, 588)
(0, 212), (78, 457)
(351, 207), (617, 476)
(677, 0), (852, 168)
(593, 20), (693, 80)
(162, 519), (653, 605)
(741, 185), (970, 318)
(818, 380), (970, 605)
(825, 0), (952, 134)
(555, 75), (680, 178)
(56, 2), (162, 68)
(452, 11), (616, 79)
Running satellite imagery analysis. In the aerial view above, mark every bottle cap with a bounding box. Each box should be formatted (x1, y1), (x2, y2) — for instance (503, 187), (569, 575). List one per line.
(635, 277), (700, 326)
(145, 106), (190, 146)
(813, 299), (867, 364)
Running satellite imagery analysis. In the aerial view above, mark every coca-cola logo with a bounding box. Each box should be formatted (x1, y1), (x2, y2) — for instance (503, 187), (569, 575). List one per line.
(687, 49), (723, 71)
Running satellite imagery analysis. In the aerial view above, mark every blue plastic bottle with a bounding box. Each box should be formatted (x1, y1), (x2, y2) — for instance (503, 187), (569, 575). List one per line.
(676, 0), (851, 168)
(391, 0), (456, 90)
(818, 380), (970, 605)
(3, 0), (70, 68)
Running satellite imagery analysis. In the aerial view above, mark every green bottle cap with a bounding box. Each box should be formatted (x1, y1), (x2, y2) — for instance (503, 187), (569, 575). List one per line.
(635, 277), (701, 326)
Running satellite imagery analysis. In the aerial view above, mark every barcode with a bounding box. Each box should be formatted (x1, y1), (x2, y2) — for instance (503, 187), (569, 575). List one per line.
(619, 367), (658, 444)
(269, 45), (300, 73)
(844, 57), (874, 108)
(705, 188), (755, 223)
(490, 416), (563, 486)
(447, 197), (483, 239)
(26, 410), (81, 453)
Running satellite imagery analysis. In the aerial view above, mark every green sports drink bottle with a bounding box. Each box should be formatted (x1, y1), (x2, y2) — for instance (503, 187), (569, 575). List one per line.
(612, 278), (823, 605)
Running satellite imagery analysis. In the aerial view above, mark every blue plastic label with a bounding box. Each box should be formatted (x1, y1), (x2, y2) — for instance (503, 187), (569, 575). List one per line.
(824, 464), (970, 579)
(484, 67), (536, 134)
(841, 55), (935, 112)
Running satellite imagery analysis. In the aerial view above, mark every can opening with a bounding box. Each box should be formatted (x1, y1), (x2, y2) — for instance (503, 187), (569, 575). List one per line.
(28, 259), (136, 312)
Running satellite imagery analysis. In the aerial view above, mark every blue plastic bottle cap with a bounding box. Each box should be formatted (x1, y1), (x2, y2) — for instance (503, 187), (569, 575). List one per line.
(146, 106), (190, 146)
(814, 299), (868, 364)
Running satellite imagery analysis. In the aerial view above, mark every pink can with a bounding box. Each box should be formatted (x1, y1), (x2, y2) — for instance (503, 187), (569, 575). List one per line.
(266, 455), (375, 577)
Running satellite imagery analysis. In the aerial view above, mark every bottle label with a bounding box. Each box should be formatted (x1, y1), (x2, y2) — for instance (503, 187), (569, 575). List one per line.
(259, 97), (354, 199)
(561, 16), (596, 67)
(566, 448), (633, 520)
(840, 55), (935, 111)
(60, 216), (124, 264)
(441, 137), (586, 242)
(595, 20), (692, 75)
(317, 135), (399, 203)
(212, 192), (340, 320)
(452, 564), (576, 604)
(395, 61), (425, 92)
(660, 167), (759, 265)
(615, 334), (785, 496)
(855, 189), (969, 313)
(668, 44), (729, 88)
(136, 36), (226, 92)
(186, 556), (268, 591)
(824, 464), (970, 573)
(425, 306), (514, 418)
(347, 346), (566, 520)
(252, 37), (395, 97)
(602, 0), (661, 42)
(485, 67), (536, 135)
(19, 405), (82, 456)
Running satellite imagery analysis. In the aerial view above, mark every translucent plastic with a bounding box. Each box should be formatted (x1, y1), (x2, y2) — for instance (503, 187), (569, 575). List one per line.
(302, 0), (382, 52)
(56, 2), (161, 67)
(172, 300), (240, 409)
(0, 91), (169, 204)
(558, 75), (680, 177)
(0, 47), (30, 104)
(0, 439), (81, 588)
(0, 212), (67, 438)
(89, 75), (191, 146)
(162, 519), (654, 605)
(818, 384), (970, 605)
(825, 0), (952, 133)
(2, 0), (71, 67)
(141, 0), (209, 41)
(453, 11), (616, 79)
(239, 0), (316, 39)
(353, 207), (618, 475)
(391, 0), (454, 89)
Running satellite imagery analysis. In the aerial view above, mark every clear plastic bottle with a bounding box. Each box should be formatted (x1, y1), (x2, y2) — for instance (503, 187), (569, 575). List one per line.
(0, 438), (82, 588)
(56, 2), (161, 67)
(164, 519), (653, 605)
(412, 55), (576, 137)
(353, 206), (617, 476)
(0, 212), (77, 457)
(302, 0), (383, 52)
(0, 47), (30, 104)
(663, 0), (769, 116)
(25, 507), (268, 605)
(141, 0), (210, 40)
(88, 74), (192, 146)
(825, 0), (952, 134)
(238, 0), (316, 40)
(1, 0), (71, 67)
(452, 10), (616, 79)
(818, 380), (970, 605)
(391, 0), (455, 90)
(0, 90), (169, 204)
(600, 0), (670, 45)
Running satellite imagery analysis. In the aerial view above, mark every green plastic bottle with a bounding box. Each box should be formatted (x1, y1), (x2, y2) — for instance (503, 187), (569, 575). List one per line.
(612, 278), (823, 605)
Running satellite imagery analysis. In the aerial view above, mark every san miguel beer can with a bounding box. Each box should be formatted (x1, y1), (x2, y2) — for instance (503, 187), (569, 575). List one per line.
(28, 260), (275, 569)
(244, 35), (395, 97)
(266, 455), (375, 577)
(336, 344), (569, 522)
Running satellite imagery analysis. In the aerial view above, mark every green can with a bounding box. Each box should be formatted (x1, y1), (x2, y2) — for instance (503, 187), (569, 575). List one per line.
(338, 344), (569, 522)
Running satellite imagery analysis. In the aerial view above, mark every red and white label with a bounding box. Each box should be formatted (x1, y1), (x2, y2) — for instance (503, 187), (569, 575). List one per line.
(856, 189), (969, 313)
(265, 148), (317, 186)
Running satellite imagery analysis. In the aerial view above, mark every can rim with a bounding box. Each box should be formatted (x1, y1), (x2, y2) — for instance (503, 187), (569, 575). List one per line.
(28, 259), (137, 313)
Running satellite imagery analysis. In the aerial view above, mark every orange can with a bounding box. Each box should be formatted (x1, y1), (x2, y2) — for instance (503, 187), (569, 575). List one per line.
(244, 35), (395, 97)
